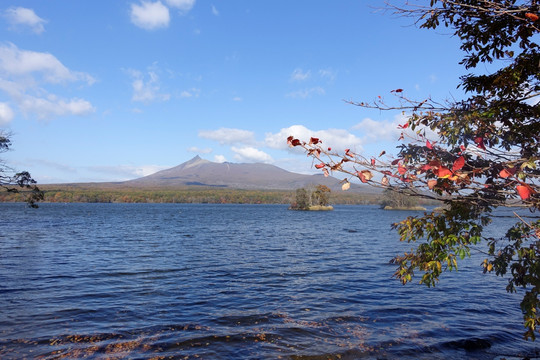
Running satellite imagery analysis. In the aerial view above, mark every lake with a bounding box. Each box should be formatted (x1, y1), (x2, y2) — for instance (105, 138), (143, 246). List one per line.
(0, 203), (538, 359)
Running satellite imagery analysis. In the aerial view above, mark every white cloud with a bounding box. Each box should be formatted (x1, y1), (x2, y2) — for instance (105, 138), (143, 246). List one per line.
(180, 87), (200, 98)
(0, 43), (95, 120)
(20, 95), (95, 119)
(352, 116), (403, 142)
(319, 68), (336, 81)
(353, 114), (440, 144)
(290, 68), (311, 82)
(211, 5), (219, 16)
(0, 43), (94, 84)
(164, 0), (196, 13)
(265, 124), (364, 153)
(232, 96), (242, 102)
(286, 87), (325, 99)
(0, 102), (14, 125)
(214, 154), (227, 163)
(130, 1), (170, 30)
(5, 7), (46, 34)
(199, 127), (256, 145)
(128, 68), (170, 103)
(187, 146), (212, 154)
(232, 146), (273, 163)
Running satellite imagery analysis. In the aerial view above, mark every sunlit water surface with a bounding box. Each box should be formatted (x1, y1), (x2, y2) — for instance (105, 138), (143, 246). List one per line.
(1, 203), (539, 359)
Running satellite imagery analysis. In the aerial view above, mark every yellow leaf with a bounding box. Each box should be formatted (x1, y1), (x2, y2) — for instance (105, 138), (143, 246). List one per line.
(342, 181), (350, 191)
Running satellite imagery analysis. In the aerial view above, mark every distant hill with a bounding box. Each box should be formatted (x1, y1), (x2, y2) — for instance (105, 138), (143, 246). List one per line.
(125, 155), (376, 193)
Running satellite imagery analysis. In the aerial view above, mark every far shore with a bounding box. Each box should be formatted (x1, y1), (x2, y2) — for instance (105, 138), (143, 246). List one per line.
(288, 205), (334, 211)
(383, 205), (427, 211)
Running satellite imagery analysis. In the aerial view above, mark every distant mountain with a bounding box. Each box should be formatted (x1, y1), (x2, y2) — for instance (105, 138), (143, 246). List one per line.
(125, 155), (373, 192)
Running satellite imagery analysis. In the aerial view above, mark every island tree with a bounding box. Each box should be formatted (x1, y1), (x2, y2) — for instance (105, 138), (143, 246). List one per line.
(288, 0), (540, 339)
(291, 184), (331, 210)
(1, 131), (42, 207)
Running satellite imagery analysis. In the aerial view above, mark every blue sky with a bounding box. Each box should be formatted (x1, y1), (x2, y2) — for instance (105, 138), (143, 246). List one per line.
(0, 1), (467, 183)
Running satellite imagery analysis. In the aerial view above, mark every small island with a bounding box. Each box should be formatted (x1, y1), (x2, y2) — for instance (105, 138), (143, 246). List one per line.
(289, 185), (333, 211)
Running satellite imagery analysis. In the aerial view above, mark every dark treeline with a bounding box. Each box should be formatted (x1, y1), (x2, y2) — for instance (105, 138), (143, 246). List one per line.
(0, 185), (387, 205)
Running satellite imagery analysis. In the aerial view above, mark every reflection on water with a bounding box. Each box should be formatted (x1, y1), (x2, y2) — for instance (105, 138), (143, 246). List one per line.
(0, 203), (539, 359)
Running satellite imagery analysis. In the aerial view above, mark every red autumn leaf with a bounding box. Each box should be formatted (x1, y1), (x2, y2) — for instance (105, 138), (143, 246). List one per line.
(460, 145), (466, 151)
(286, 136), (294, 146)
(357, 171), (367, 183)
(379, 150), (386, 157)
(398, 123), (409, 129)
(391, 88), (404, 93)
(391, 159), (401, 165)
(307, 148), (321, 158)
(452, 156), (465, 171)
(426, 140), (434, 149)
(398, 163), (407, 175)
(427, 179), (438, 190)
(499, 167), (517, 178)
(287, 136), (302, 147)
(371, 158), (376, 166)
(358, 170), (373, 183)
(309, 137), (320, 145)
(474, 137), (486, 150)
(382, 170), (393, 176)
(517, 184), (535, 200)
(419, 164), (432, 173)
(435, 167), (452, 179)
(526, 12), (539, 21)
(314, 163), (325, 169)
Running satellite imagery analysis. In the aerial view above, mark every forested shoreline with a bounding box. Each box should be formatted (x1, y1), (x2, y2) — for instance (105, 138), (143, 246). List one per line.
(0, 185), (388, 205)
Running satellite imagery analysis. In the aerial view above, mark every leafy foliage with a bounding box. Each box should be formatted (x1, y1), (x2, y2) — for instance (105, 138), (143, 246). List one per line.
(289, 0), (540, 339)
(291, 184), (332, 210)
(293, 187), (311, 210)
(380, 187), (420, 209)
(0, 132), (43, 208)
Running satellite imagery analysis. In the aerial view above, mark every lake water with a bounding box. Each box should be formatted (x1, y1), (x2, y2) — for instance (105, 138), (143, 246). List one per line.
(0, 203), (538, 359)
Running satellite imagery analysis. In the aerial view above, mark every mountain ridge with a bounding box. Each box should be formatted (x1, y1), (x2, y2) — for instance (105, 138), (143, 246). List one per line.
(124, 155), (373, 193)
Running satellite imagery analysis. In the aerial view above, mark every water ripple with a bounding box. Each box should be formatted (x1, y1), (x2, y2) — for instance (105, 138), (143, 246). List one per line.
(1, 203), (539, 359)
